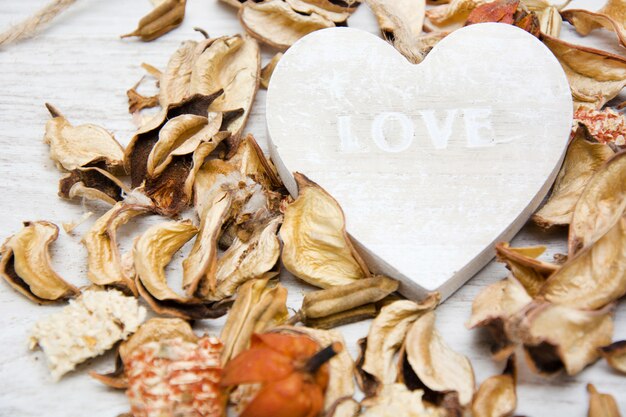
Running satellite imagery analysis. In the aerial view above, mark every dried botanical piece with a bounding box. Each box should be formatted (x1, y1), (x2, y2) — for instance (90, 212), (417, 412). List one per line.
(541, 215), (626, 309)
(495, 242), (558, 297)
(220, 332), (341, 417)
(466, 277), (531, 360)
(291, 276), (399, 325)
(285, 0), (354, 23)
(471, 356), (516, 417)
(533, 128), (614, 227)
(358, 295), (440, 396)
(122, 0), (186, 41)
(574, 107), (626, 147)
(127, 86), (159, 114)
(83, 203), (152, 295)
(62, 211), (94, 234)
(126, 336), (225, 417)
(568, 151), (626, 254)
(360, 383), (429, 417)
(44, 103), (125, 173)
(511, 302), (614, 375)
(239, 0), (335, 50)
(158, 40), (211, 108)
(521, 0), (569, 36)
(424, 0), (489, 31)
(599, 340), (626, 374)
(29, 289), (146, 380)
(260, 53), (282, 89)
(304, 304), (379, 330)
(465, 0), (518, 24)
(220, 279), (288, 364)
(0, 221), (79, 303)
(586, 384), (621, 417)
(562, 8), (626, 49)
(59, 166), (130, 206)
(281, 173), (370, 288)
(542, 35), (626, 108)
(220, 0), (246, 8)
(403, 311), (475, 406)
(227, 134), (282, 190)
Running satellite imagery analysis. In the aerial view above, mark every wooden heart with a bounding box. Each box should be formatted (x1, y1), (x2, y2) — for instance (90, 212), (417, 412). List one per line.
(266, 24), (572, 300)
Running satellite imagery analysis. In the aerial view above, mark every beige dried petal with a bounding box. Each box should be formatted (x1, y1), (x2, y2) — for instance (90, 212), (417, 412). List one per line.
(0, 221), (80, 303)
(533, 128), (614, 227)
(59, 167), (130, 206)
(599, 340), (626, 374)
(260, 52), (283, 89)
(424, 0), (489, 31)
(82, 203), (151, 295)
(359, 295), (440, 396)
(569, 151), (626, 254)
(281, 173), (370, 288)
(228, 134), (282, 189)
(134, 219), (198, 302)
(194, 161), (239, 217)
(122, 0), (186, 42)
(44, 104), (125, 173)
(471, 357), (516, 417)
(541, 215), (626, 310)
(538, 6), (562, 36)
(158, 40), (210, 108)
(239, 0), (335, 50)
(495, 242), (558, 297)
(587, 384), (622, 417)
(562, 8), (626, 48)
(404, 311), (475, 406)
(543, 35), (626, 108)
(360, 383), (428, 417)
(515, 303), (614, 375)
(286, 0), (353, 22)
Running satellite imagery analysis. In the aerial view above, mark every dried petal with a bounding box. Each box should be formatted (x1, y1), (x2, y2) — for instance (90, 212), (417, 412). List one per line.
(158, 40), (211, 108)
(471, 356), (516, 417)
(495, 242), (558, 297)
(239, 0), (335, 50)
(221, 0), (246, 7)
(465, 0), (518, 24)
(574, 107), (626, 146)
(29, 289), (146, 380)
(533, 128), (614, 227)
(260, 53), (282, 89)
(360, 383), (429, 417)
(280, 173), (370, 288)
(587, 384), (622, 417)
(122, 0), (186, 42)
(425, 0), (489, 31)
(59, 167), (130, 206)
(286, 0), (354, 22)
(228, 134), (282, 190)
(539, 6), (562, 36)
(0, 221), (79, 303)
(403, 311), (475, 406)
(127, 88), (159, 114)
(562, 8), (626, 49)
(43, 103), (125, 173)
(599, 340), (626, 374)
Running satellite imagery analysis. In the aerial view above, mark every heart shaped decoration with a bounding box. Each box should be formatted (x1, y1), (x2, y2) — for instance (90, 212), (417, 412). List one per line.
(266, 24), (572, 300)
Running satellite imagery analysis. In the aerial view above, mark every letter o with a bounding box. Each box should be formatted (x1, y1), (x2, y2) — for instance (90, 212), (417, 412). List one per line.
(371, 112), (414, 153)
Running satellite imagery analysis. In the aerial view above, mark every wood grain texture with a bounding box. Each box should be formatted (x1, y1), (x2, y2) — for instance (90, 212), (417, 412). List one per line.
(0, 1), (624, 416)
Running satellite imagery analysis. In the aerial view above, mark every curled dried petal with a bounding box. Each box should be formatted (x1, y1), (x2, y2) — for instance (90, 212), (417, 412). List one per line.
(122, 0), (186, 41)
(495, 242), (558, 296)
(471, 356), (517, 417)
(260, 53), (283, 89)
(539, 6), (562, 37)
(59, 167), (130, 206)
(425, 0), (489, 31)
(360, 383), (428, 417)
(562, 9), (626, 49)
(158, 40), (211, 108)
(599, 340), (626, 374)
(587, 383), (622, 417)
(281, 173), (370, 288)
(0, 221), (79, 303)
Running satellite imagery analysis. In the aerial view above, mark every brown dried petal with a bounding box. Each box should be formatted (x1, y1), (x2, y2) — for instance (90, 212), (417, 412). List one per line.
(44, 104), (125, 173)
(281, 173), (370, 288)
(127, 88), (159, 114)
(286, 0), (353, 22)
(122, 0), (186, 41)
(495, 242), (558, 297)
(533, 128), (614, 227)
(425, 0), (489, 31)
(0, 221), (79, 303)
(471, 356), (517, 417)
(599, 340), (626, 374)
(404, 311), (475, 406)
(562, 9), (626, 49)
(587, 384), (622, 417)
(569, 151), (626, 255)
(59, 167), (130, 206)
(239, 0), (335, 50)
(260, 53), (283, 89)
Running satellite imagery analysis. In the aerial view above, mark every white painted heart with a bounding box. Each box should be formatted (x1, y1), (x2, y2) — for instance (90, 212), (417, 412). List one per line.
(266, 24), (572, 300)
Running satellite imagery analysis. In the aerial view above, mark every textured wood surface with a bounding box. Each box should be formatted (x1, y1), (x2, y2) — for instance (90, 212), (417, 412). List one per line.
(0, 1), (624, 416)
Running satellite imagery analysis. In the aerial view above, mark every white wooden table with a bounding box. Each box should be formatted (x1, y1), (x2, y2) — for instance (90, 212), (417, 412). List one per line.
(0, 1), (624, 416)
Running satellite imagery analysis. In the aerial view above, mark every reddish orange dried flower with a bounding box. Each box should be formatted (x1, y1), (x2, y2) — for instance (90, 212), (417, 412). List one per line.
(574, 107), (626, 146)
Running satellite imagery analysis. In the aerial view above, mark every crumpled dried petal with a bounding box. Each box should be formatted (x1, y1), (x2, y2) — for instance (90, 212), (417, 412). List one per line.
(466, 277), (532, 360)
(239, 0), (335, 50)
(495, 242), (558, 297)
(574, 107), (626, 147)
(285, 0), (355, 23)
(358, 295), (440, 396)
(82, 203), (152, 295)
(0, 221), (80, 303)
(569, 151), (626, 254)
(228, 134), (283, 190)
(44, 103), (125, 173)
(424, 0), (489, 31)
(403, 310), (475, 406)
(587, 384), (621, 417)
(532, 128), (614, 227)
(127, 86), (159, 114)
(260, 53), (283, 89)
(542, 34), (626, 109)
(360, 383), (429, 417)
(599, 340), (626, 374)
(471, 356), (516, 417)
(540, 215), (626, 310)
(125, 336), (225, 417)
(29, 289), (146, 380)
(562, 8), (626, 49)
(158, 40), (211, 108)
(510, 302), (614, 375)
(122, 0), (186, 42)
(466, 0), (518, 24)
(59, 166), (131, 206)
(281, 173), (370, 288)
(220, 279), (288, 365)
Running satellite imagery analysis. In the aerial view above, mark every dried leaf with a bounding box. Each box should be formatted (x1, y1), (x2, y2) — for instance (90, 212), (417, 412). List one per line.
(587, 384), (622, 417)
(403, 311), (475, 406)
(425, 0), (490, 31)
(44, 103), (125, 173)
(281, 173), (370, 288)
(0, 221), (79, 303)
(471, 356), (516, 417)
(599, 340), (626, 374)
(59, 166), (130, 206)
(495, 242), (558, 297)
(122, 0), (186, 41)
(260, 53), (282, 89)
(542, 34), (626, 108)
(533, 128), (614, 227)
(239, 0), (335, 50)
(562, 8), (626, 49)
(574, 107), (626, 147)
(29, 289), (146, 380)
(569, 151), (626, 254)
